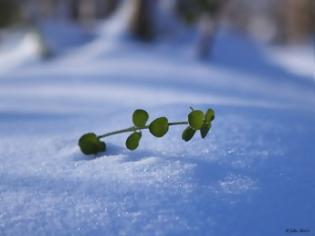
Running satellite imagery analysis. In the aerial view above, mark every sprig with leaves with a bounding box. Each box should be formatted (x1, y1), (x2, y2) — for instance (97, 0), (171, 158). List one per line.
(78, 107), (215, 155)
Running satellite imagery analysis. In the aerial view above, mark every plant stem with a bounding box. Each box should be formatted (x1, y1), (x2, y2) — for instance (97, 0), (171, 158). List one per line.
(97, 121), (188, 139)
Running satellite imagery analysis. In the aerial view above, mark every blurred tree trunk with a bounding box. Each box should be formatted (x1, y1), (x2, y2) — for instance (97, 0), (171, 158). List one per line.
(69, 0), (80, 21)
(197, 14), (216, 59)
(285, 0), (314, 43)
(130, 0), (155, 41)
(196, 0), (229, 59)
(97, 0), (119, 18)
(0, 0), (20, 28)
(95, 0), (107, 19)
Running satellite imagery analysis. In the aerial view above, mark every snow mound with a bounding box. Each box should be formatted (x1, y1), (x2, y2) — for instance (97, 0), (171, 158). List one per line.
(0, 105), (314, 236)
(267, 46), (315, 80)
(0, 31), (42, 73)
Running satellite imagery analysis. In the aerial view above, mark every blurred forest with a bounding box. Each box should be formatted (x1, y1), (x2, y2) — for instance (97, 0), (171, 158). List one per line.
(0, 0), (314, 45)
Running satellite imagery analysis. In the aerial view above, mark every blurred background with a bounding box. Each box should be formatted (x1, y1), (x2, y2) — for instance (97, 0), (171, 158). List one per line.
(0, 0), (314, 107)
(0, 0), (314, 59)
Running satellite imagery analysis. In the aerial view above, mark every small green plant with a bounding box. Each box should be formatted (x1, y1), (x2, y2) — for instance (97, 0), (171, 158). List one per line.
(78, 107), (215, 155)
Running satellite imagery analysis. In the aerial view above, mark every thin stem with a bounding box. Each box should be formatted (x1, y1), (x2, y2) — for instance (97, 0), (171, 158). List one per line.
(168, 121), (188, 126)
(97, 121), (188, 139)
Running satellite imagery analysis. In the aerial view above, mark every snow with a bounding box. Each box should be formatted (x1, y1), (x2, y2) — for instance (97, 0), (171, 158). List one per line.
(266, 45), (315, 80)
(0, 6), (315, 236)
(0, 31), (42, 73)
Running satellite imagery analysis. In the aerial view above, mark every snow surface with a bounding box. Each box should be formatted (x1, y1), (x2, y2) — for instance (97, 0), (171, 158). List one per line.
(0, 7), (315, 236)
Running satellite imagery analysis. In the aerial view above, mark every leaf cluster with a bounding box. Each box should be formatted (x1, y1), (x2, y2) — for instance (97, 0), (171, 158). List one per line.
(126, 109), (169, 151)
(182, 108), (215, 141)
(78, 107), (215, 156)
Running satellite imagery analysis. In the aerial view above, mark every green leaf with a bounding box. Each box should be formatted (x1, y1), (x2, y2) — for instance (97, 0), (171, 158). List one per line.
(98, 141), (106, 152)
(126, 132), (142, 151)
(200, 122), (211, 138)
(149, 117), (169, 137)
(188, 110), (205, 130)
(205, 108), (215, 122)
(78, 133), (106, 155)
(182, 126), (196, 142)
(132, 109), (149, 128)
